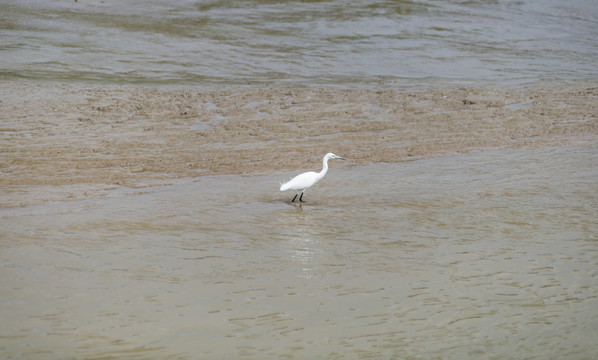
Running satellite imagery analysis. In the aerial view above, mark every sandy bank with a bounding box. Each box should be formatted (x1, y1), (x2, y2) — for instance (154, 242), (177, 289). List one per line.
(1, 82), (596, 205)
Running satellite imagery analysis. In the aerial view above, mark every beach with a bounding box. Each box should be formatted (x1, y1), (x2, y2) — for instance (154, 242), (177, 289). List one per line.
(2, 1), (598, 357)
(2, 81), (598, 359)
(1, 81), (597, 358)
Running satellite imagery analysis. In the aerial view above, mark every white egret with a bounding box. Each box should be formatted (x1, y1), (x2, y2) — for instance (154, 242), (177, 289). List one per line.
(280, 153), (346, 202)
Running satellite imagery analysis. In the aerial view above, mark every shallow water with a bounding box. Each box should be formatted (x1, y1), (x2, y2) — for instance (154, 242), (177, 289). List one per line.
(1, 146), (597, 359)
(2, 0), (597, 87)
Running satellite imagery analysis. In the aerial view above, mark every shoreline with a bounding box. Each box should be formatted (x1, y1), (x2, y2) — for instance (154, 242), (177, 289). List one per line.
(1, 81), (597, 206)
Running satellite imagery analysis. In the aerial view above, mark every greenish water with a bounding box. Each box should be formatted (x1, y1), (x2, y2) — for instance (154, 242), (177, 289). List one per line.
(1, 0), (597, 87)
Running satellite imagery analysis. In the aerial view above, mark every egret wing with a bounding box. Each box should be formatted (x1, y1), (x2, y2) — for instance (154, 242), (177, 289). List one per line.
(280, 171), (318, 191)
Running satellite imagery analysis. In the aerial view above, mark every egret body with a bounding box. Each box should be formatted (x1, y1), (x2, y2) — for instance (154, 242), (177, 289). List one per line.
(280, 153), (346, 202)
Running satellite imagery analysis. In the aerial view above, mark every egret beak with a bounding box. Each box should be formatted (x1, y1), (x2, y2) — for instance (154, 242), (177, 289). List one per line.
(336, 157), (346, 160)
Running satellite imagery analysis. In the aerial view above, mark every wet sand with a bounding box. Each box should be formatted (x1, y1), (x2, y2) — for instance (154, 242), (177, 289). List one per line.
(1, 81), (597, 206)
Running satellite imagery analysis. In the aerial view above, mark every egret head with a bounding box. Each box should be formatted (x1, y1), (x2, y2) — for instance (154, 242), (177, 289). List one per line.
(327, 153), (346, 160)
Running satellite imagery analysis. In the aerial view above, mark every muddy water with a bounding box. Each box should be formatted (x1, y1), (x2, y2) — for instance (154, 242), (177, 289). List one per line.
(1, 145), (597, 359)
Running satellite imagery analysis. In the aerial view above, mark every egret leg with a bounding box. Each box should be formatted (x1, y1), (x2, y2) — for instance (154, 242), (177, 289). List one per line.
(291, 194), (298, 202)
(299, 192), (305, 202)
